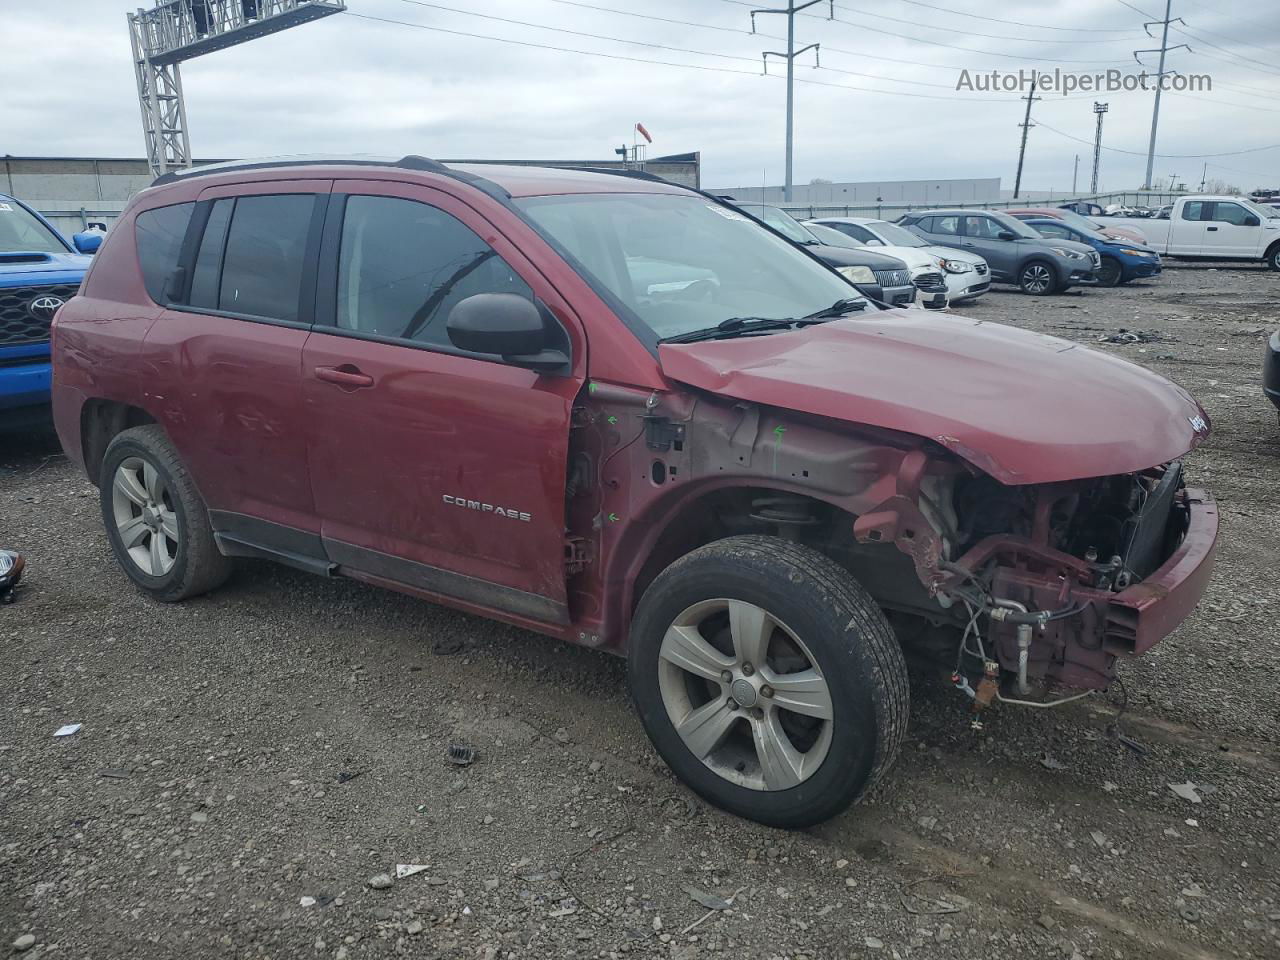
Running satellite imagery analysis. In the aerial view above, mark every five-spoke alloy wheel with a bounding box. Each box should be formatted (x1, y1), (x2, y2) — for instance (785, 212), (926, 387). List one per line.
(629, 536), (909, 828)
(99, 425), (232, 602)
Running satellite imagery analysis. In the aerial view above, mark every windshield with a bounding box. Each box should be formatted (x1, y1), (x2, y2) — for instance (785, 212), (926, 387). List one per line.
(0, 199), (69, 254)
(805, 222), (862, 248)
(734, 203), (816, 244)
(517, 193), (864, 341)
(1241, 198), (1280, 220)
(867, 221), (927, 247)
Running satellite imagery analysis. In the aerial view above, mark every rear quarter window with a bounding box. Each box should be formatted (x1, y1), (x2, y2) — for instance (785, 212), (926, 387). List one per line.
(135, 202), (194, 304)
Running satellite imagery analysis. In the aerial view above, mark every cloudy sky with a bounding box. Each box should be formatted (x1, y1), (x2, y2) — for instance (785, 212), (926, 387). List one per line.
(4, 0), (1278, 192)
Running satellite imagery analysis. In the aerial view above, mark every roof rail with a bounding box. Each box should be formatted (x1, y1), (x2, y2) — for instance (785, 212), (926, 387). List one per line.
(148, 154), (510, 199)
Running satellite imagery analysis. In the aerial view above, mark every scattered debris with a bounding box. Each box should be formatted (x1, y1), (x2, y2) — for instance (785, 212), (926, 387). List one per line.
(335, 770), (365, 784)
(1179, 907), (1201, 923)
(682, 885), (732, 912)
(679, 886), (746, 935)
(1039, 753), (1066, 771)
(431, 636), (465, 656)
(299, 896), (317, 908)
(367, 873), (393, 890)
(1168, 782), (1203, 804)
(52, 724), (81, 738)
(1097, 329), (1174, 345)
(864, 936), (885, 949)
(1036, 913), (1056, 930)
(1090, 830), (1108, 849)
(1185, 818), (1199, 828)
(554, 727), (572, 744)
(395, 864), (429, 880)
(98, 769), (129, 779)
(1102, 781), (1118, 793)
(900, 875), (972, 916)
(190, 811), (208, 823)
(12, 934), (35, 952)
(447, 744), (475, 766)
(0, 550), (24, 603)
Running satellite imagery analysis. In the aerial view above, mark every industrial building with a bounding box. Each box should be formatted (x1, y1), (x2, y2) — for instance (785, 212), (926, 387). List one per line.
(711, 177), (1005, 206)
(3, 152), (701, 235)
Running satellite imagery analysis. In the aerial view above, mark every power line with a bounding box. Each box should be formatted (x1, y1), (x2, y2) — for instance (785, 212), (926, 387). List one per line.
(1035, 118), (1280, 159)
(876, 0), (1139, 33)
(344, 11), (1015, 101)
(1116, 0), (1280, 80)
(392, 0), (981, 93)
(829, 2), (1135, 43)
(1133, 0), (1186, 189)
(718, 0), (1135, 64)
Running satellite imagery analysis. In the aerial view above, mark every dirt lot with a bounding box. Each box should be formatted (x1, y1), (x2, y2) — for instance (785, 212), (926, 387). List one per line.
(2, 263), (1278, 960)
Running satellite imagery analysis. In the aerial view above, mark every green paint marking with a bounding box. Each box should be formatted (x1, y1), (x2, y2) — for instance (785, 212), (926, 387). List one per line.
(608, 512), (620, 522)
(773, 425), (786, 440)
(772, 425), (786, 474)
(607, 415), (618, 425)
(588, 381), (598, 394)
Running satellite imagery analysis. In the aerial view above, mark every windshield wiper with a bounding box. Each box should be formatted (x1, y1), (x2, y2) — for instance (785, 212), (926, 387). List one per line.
(803, 297), (868, 320)
(659, 316), (800, 344)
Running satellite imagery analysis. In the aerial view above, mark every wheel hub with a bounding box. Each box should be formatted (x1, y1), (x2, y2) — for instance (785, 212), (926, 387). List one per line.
(730, 677), (758, 708)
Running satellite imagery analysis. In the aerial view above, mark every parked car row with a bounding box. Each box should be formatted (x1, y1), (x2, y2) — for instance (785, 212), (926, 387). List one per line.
(41, 156), (1219, 829)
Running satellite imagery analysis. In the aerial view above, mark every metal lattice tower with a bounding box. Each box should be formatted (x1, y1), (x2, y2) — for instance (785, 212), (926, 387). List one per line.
(1090, 102), (1108, 194)
(128, 1), (347, 177)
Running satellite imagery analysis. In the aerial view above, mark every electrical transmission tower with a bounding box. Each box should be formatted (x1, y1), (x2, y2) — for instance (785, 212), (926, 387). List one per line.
(748, 1), (832, 203)
(128, 0), (347, 177)
(1012, 77), (1040, 199)
(1091, 102), (1108, 193)
(1134, 0), (1190, 190)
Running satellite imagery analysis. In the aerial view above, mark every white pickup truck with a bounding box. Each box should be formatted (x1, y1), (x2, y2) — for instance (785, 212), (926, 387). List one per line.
(1102, 196), (1280, 269)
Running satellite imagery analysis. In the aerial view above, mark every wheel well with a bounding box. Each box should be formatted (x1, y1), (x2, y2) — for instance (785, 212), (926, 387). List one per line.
(1265, 240), (1280, 262)
(80, 400), (156, 486)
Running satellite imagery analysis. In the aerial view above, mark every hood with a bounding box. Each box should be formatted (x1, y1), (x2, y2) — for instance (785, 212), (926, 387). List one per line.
(1023, 236), (1095, 257)
(923, 244), (985, 267)
(807, 244), (909, 271)
(0, 251), (92, 279)
(874, 245), (938, 272)
(1099, 225), (1148, 244)
(659, 312), (1208, 485)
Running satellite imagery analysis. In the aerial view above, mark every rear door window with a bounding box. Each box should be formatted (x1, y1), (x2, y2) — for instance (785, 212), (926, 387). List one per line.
(188, 198), (233, 309)
(1035, 222), (1073, 241)
(135, 202), (194, 304)
(931, 216), (960, 236)
(1182, 201), (1207, 221)
(334, 195), (532, 347)
(216, 195), (315, 321)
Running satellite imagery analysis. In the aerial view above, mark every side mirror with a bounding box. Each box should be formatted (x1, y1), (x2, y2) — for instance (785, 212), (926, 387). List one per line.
(72, 231), (102, 254)
(998, 230), (1018, 241)
(865, 238), (884, 246)
(446, 293), (569, 375)
(1244, 215), (1261, 227)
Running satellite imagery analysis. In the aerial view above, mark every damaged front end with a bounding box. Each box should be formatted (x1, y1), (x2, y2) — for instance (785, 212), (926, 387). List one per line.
(854, 450), (1217, 700)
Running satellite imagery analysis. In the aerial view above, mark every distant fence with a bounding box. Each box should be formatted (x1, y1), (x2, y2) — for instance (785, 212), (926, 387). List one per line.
(776, 191), (1186, 220)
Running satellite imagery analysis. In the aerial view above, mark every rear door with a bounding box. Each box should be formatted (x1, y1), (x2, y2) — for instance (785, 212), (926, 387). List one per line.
(1169, 200), (1208, 255)
(301, 180), (585, 625)
(141, 181), (329, 551)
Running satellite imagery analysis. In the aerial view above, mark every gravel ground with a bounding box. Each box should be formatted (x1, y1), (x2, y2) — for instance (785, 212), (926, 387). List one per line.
(2, 263), (1278, 960)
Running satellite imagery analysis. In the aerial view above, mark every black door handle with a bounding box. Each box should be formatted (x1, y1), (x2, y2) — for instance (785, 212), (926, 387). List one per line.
(1207, 226), (1219, 231)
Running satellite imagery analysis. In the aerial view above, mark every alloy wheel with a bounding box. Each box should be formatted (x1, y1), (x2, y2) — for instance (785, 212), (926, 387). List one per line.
(1021, 264), (1053, 294)
(657, 598), (834, 791)
(111, 457), (178, 576)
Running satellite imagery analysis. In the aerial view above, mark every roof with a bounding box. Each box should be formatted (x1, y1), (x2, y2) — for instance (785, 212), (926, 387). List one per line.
(150, 154), (693, 199)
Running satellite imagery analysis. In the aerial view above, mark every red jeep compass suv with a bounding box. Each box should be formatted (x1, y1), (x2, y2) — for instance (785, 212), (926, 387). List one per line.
(51, 157), (1217, 827)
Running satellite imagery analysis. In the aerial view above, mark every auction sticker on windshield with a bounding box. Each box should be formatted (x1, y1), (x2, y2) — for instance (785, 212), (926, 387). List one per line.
(706, 204), (750, 221)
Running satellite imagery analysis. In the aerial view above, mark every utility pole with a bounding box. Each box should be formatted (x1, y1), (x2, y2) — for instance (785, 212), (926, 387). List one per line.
(1198, 162), (1208, 191)
(750, 1), (832, 202)
(1090, 102), (1108, 194)
(1012, 76), (1040, 199)
(1134, 0), (1190, 190)
(1072, 154), (1079, 194)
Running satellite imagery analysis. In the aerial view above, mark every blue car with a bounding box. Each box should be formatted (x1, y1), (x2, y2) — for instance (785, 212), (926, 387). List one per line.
(1014, 215), (1162, 288)
(0, 194), (99, 429)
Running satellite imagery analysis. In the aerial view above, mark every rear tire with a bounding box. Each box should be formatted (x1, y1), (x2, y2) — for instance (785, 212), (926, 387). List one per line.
(1096, 256), (1123, 287)
(628, 535), (908, 828)
(99, 425), (231, 602)
(1018, 260), (1058, 295)
(1266, 244), (1280, 272)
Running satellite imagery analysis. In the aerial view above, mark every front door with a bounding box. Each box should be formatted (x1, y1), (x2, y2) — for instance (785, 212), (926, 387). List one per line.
(301, 181), (585, 625)
(960, 215), (1013, 279)
(1201, 200), (1257, 258)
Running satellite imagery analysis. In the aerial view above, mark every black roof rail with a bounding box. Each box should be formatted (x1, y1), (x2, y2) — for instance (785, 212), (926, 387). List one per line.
(149, 153), (511, 199)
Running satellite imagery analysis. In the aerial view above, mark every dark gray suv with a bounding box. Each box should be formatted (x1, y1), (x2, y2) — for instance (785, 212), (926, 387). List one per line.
(899, 209), (1099, 295)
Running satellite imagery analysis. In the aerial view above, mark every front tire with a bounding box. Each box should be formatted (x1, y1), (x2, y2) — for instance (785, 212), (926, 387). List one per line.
(100, 425), (231, 602)
(1266, 244), (1280, 272)
(1096, 256), (1123, 287)
(628, 536), (908, 828)
(1018, 260), (1058, 295)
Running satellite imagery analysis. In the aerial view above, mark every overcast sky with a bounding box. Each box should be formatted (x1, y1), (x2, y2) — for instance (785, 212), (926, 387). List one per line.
(4, 0), (1277, 192)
